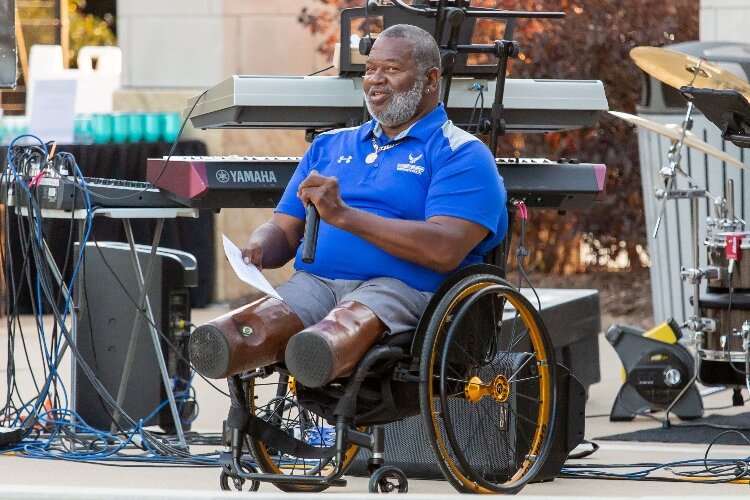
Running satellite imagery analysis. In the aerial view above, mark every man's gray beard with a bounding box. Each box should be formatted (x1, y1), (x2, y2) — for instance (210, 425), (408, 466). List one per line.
(365, 80), (424, 128)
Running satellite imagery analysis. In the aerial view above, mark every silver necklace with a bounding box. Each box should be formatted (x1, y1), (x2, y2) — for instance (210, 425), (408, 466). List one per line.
(365, 137), (404, 164)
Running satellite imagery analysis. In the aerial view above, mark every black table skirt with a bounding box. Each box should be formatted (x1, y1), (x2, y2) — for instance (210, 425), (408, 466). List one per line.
(2, 140), (215, 310)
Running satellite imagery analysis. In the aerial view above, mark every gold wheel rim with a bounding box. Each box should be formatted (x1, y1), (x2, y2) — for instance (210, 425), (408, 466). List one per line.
(426, 282), (552, 492)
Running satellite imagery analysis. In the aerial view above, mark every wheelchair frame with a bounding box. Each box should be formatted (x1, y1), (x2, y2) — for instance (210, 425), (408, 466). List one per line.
(218, 264), (559, 494)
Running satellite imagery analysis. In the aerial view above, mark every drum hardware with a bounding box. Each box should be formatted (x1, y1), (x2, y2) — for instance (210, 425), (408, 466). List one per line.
(611, 53), (724, 420)
(607, 45), (750, 413)
(680, 266), (720, 286)
(706, 214), (745, 235)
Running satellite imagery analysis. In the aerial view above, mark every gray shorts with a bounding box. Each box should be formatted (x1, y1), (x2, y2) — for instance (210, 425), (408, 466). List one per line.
(276, 271), (433, 335)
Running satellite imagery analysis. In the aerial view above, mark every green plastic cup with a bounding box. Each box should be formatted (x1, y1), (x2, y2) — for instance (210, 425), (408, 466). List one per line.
(160, 112), (181, 143)
(74, 115), (94, 144)
(127, 113), (145, 143)
(143, 113), (161, 142)
(111, 112), (129, 143)
(92, 114), (113, 144)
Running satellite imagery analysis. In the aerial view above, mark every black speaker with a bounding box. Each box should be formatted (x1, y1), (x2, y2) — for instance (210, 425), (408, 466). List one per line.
(74, 242), (197, 432)
(349, 363), (585, 483)
(0, 0), (16, 89)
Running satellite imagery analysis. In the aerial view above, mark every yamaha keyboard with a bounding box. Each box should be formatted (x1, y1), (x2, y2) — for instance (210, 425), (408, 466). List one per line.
(187, 76), (608, 133)
(147, 156), (605, 211)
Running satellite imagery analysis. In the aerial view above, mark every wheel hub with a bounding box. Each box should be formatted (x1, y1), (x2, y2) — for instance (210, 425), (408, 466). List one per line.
(464, 375), (509, 403)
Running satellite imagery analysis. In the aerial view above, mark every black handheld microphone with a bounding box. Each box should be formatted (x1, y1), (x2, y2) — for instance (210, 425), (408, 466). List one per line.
(301, 203), (320, 264)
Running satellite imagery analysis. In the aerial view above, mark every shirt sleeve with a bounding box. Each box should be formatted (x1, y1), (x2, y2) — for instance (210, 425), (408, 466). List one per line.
(424, 140), (507, 241)
(274, 148), (313, 220)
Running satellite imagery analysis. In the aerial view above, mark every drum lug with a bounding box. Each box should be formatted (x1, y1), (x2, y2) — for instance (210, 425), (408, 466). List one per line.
(701, 317), (716, 333)
(684, 316), (715, 335)
(679, 266), (720, 284)
(704, 266), (721, 281)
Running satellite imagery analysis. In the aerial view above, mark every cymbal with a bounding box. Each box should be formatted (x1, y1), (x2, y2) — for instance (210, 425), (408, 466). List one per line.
(630, 46), (750, 96)
(609, 110), (746, 168)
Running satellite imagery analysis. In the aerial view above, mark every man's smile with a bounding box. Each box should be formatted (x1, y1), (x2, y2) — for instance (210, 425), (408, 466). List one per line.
(367, 88), (392, 106)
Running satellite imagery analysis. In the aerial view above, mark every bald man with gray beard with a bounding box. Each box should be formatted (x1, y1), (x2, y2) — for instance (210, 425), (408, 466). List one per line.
(192, 24), (508, 389)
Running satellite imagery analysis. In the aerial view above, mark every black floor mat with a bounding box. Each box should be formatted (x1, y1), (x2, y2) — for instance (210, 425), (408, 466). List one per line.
(595, 412), (750, 446)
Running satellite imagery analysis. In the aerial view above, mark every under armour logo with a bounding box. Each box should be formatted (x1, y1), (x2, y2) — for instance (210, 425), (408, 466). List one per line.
(337, 155), (352, 164)
(409, 153), (423, 164)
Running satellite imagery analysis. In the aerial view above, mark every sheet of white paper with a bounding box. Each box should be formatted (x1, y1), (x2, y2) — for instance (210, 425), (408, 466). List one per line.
(28, 79), (77, 144)
(222, 234), (283, 301)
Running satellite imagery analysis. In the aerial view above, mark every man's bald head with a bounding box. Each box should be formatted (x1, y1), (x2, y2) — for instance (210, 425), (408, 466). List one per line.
(377, 24), (442, 76)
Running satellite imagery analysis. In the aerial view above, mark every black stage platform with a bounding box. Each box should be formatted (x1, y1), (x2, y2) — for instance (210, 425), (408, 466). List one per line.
(520, 287), (601, 391)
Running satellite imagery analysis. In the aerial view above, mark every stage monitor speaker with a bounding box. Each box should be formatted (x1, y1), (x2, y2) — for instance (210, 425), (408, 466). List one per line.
(74, 242), (197, 432)
(349, 363), (585, 483)
(0, 0), (16, 89)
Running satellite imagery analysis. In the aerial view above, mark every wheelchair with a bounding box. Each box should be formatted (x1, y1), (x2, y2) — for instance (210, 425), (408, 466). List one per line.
(213, 263), (558, 494)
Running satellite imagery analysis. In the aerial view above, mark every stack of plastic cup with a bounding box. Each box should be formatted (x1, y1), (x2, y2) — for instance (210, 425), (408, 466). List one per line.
(82, 111), (184, 144)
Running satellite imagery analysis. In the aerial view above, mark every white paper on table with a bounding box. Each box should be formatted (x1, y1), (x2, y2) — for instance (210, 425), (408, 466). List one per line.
(27, 79), (77, 144)
(222, 234), (283, 301)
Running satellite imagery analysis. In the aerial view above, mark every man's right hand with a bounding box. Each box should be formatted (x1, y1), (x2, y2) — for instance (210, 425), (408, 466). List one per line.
(239, 214), (306, 271)
(240, 243), (264, 269)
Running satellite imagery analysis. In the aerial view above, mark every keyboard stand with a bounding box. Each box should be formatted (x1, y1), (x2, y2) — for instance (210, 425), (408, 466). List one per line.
(96, 208), (197, 449)
(14, 205), (198, 450)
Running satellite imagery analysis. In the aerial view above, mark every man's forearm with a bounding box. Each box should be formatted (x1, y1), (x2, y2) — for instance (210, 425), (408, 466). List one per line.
(247, 221), (297, 269)
(334, 207), (487, 274)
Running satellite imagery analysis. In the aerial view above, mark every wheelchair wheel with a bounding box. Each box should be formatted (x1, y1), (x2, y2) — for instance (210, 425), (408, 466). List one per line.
(419, 274), (557, 494)
(244, 373), (360, 492)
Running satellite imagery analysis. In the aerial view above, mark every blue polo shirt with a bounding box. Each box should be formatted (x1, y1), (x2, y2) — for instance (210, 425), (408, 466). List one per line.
(275, 104), (507, 292)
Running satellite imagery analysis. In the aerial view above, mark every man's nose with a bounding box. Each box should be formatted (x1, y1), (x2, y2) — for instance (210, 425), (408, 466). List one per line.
(366, 67), (386, 84)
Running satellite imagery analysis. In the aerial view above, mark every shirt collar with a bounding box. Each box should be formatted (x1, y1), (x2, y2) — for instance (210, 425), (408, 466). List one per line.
(358, 103), (448, 144)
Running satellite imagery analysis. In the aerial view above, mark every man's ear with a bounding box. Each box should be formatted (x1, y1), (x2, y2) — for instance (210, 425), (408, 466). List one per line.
(426, 67), (441, 94)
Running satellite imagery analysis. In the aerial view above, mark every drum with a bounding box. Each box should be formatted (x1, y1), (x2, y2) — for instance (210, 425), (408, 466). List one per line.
(697, 291), (750, 362)
(706, 231), (750, 290)
(697, 291), (750, 386)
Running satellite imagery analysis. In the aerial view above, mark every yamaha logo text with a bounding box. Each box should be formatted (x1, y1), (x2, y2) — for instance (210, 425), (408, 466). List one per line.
(216, 170), (278, 184)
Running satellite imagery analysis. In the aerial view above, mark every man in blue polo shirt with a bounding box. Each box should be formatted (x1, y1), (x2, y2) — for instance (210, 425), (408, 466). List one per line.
(195, 24), (507, 387)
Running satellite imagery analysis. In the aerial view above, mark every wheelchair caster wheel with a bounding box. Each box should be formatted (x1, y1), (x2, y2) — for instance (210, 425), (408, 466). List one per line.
(369, 465), (408, 493)
(220, 466), (260, 492)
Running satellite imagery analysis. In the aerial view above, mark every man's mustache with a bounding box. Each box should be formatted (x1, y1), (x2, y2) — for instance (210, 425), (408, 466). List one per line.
(366, 87), (393, 97)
